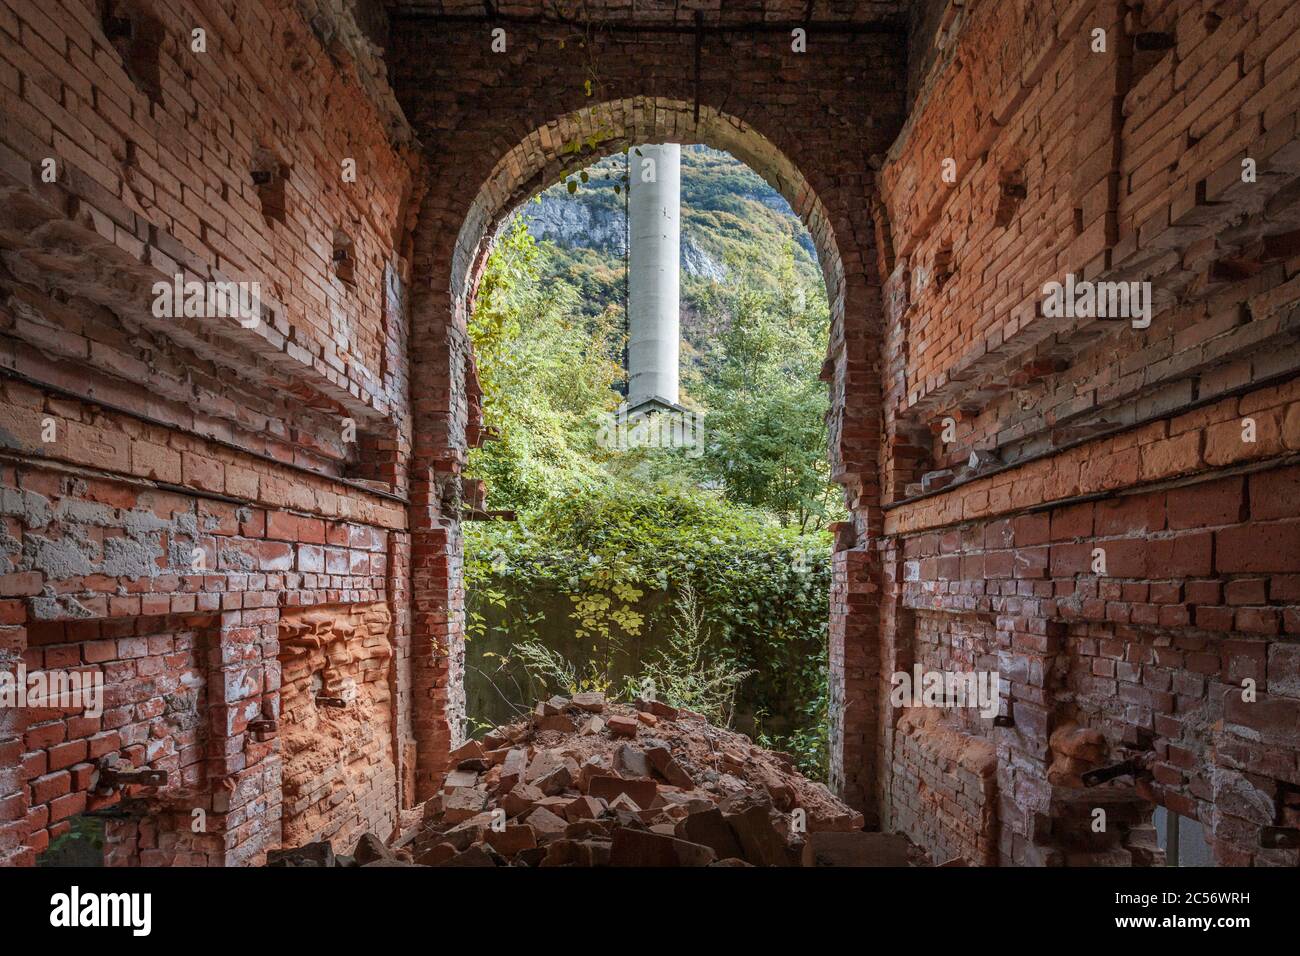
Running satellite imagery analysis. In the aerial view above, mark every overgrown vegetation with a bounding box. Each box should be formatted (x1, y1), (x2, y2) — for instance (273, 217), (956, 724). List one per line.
(689, 248), (837, 530)
(467, 219), (624, 506)
(493, 584), (754, 729)
(466, 486), (832, 771)
(464, 149), (840, 779)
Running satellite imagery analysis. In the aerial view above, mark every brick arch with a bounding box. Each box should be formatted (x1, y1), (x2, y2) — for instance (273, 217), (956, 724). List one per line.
(448, 99), (847, 334)
(396, 28), (901, 807)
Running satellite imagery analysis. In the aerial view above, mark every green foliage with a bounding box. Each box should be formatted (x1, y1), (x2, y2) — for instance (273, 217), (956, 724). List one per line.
(38, 814), (105, 867)
(465, 485), (831, 775)
(626, 582), (754, 727)
(690, 246), (842, 530)
(463, 147), (836, 780)
(467, 218), (624, 508)
(503, 639), (585, 696)
(676, 149), (822, 298)
(492, 582), (754, 730)
(537, 242), (625, 324)
(758, 685), (830, 779)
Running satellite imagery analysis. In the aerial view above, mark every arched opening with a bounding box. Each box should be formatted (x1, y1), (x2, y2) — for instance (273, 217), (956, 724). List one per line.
(463, 140), (839, 775)
(405, 97), (883, 815)
(450, 100), (847, 332)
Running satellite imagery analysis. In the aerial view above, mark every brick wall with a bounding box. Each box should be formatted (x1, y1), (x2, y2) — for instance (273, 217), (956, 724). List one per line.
(0, 388), (407, 864)
(890, 708), (997, 865)
(19, 614), (213, 863)
(0, 0), (420, 467)
(278, 602), (397, 851)
(390, 20), (907, 810)
(3, 0), (1299, 867)
(1, 1), (915, 861)
(0, 0), (419, 866)
(877, 0), (1300, 865)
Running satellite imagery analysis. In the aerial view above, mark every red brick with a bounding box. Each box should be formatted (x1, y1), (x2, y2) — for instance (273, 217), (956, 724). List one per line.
(1250, 466), (1300, 520)
(1012, 512), (1051, 545)
(24, 724), (64, 751)
(1050, 503), (1094, 541)
(86, 732), (121, 759)
(1015, 546), (1050, 578)
(1235, 608), (1281, 634)
(69, 763), (96, 792)
(1193, 606), (1234, 632)
(0, 572), (42, 597)
(1095, 493), (1164, 535)
(25, 830), (48, 856)
(28, 771), (71, 805)
(1224, 578), (1268, 605)
(181, 453), (225, 493)
(1148, 532), (1214, 577)
(1272, 575), (1300, 601)
(47, 740), (87, 771)
(1217, 522), (1300, 573)
(1159, 605), (1191, 627)
(47, 791), (86, 823)
(266, 511), (298, 541)
(1167, 476), (1245, 530)
(1150, 582), (1181, 603)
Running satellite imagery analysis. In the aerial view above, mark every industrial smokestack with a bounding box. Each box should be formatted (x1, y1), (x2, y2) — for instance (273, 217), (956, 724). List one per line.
(626, 142), (681, 409)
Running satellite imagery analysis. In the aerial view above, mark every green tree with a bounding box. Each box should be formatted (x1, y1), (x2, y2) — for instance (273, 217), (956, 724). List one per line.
(692, 244), (841, 530)
(467, 217), (625, 508)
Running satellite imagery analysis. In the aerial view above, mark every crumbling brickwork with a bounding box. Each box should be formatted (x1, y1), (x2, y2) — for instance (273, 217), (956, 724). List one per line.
(877, 0), (1300, 865)
(891, 708), (998, 865)
(0, 0), (418, 866)
(389, 19), (907, 811)
(278, 602), (397, 850)
(20, 612), (214, 863)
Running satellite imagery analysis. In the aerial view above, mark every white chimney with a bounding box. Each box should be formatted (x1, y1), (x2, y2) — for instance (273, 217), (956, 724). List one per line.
(626, 142), (681, 409)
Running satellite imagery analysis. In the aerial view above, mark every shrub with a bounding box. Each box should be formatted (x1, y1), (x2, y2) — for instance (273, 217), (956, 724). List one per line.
(465, 485), (831, 777)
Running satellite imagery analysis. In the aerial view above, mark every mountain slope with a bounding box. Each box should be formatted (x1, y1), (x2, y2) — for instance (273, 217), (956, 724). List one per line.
(516, 146), (827, 401)
(523, 145), (823, 329)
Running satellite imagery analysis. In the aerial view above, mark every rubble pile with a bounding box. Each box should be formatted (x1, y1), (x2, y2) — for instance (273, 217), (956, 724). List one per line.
(408, 693), (868, 866)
